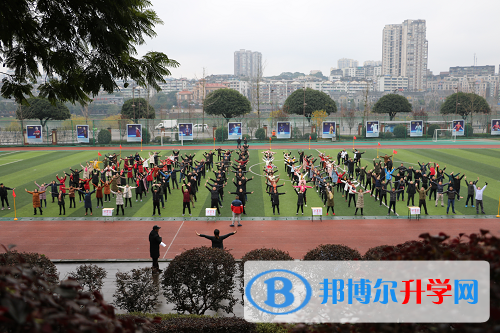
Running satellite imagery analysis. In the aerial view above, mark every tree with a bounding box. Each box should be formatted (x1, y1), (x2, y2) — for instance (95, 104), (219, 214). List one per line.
(0, 0), (179, 106)
(121, 98), (155, 121)
(283, 88), (337, 122)
(268, 109), (289, 127)
(372, 94), (412, 121)
(440, 92), (490, 120)
(311, 110), (328, 133)
(204, 89), (252, 121)
(16, 97), (70, 127)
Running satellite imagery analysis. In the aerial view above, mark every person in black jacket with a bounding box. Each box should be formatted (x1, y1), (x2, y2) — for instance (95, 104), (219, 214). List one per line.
(464, 176), (478, 207)
(149, 225), (162, 272)
(406, 180), (417, 206)
(206, 183), (224, 215)
(0, 184), (15, 210)
(151, 185), (162, 216)
(267, 187), (286, 215)
(445, 186), (462, 214)
(196, 229), (236, 249)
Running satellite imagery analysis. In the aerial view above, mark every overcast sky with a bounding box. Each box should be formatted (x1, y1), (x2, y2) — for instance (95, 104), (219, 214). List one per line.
(136, 0), (500, 79)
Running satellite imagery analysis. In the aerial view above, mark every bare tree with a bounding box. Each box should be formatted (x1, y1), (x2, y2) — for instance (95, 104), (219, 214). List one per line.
(250, 60), (266, 128)
(347, 108), (356, 135)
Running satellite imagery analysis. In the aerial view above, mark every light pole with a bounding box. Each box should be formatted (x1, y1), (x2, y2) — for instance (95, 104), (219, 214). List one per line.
(303, 87), (307, 136)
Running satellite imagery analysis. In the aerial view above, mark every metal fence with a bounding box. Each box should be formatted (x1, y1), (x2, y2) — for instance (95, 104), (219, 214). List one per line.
(0, 112), (498, 146)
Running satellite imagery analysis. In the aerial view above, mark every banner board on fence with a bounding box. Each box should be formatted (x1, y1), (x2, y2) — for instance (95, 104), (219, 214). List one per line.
(127, 124), (142, 142)
(76, 125), (89, 143)
(452, 120), (465, 136)
(322, 121), (336, 139)
(491, 119), (500, 135)
(410, 120), (423, 137)
(178, 123), (193, 140)
(277, 122), (291, 139)
(366, 121), (379, 138)
(26, 125), (43, 143)
(228, 122), (242, 140)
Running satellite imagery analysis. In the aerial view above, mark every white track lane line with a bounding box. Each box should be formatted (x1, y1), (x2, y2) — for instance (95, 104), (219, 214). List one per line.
(163, 220), (185, 259)
(0, 151), (19, 157)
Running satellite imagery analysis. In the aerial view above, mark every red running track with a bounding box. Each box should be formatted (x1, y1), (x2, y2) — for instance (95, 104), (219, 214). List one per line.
(1, 218), (499, 260)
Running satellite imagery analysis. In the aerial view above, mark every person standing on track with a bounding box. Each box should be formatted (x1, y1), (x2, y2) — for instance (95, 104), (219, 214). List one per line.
(230, 195), (244, 226)
(149, 225), (163, 273)
(196, 229), (237, 248)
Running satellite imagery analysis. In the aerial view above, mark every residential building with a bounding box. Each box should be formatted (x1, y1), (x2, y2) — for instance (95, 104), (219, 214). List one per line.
(426, 75), (499, 99)
(177, 90), (194, 102)
(338, 58), (358, 69)
(382, 19), (428, 91)
(378, 75), (409, 92)
(449, 66), (495, 77)
(92, 95), (124, 105)
(234, 49), (262, 78)
(193, 82), (228, 103)
(364, 60), (382, 67)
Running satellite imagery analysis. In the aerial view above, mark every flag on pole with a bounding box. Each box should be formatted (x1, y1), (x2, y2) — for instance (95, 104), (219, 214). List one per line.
(120, 144), (122, 149)
(378, 142), (381, 146)
(393, 149), (398, 154)
(98, 152), (102, 156)
(354, 136), (357, 140)
(309, 135), (311, 140)
(12, 190), (16, 198)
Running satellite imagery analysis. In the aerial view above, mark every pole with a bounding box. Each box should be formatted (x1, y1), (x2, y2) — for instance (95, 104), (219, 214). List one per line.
(269, 137), (271, 150)
(353, 137), (354, 150)
(13, 195), (17, 221)
(308, 137), (310, 150)
(141, 138), (143, 152)
(377, 146), (379, 158)
(497, 195), (500, 218)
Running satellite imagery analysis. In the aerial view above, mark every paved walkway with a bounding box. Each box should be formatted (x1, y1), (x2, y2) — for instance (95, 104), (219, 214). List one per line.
(2, 217), (499, 260)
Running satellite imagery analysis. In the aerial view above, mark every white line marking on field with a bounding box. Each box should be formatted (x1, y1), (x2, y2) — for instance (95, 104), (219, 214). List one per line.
(163, 220), (184, 259)
(0, 159), (23, 167)
(0, 151), (19, 157)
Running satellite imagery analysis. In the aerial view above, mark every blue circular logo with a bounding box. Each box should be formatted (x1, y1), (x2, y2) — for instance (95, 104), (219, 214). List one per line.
(245, 269), (312, 315)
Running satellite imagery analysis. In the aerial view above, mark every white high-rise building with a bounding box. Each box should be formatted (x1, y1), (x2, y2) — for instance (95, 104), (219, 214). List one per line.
(338, 58), (358, 69)
(234, 49), (262, 78)
(382, 19), (428, 91)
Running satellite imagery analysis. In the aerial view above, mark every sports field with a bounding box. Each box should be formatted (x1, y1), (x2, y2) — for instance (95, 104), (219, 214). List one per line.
(0, 146), (498, 219)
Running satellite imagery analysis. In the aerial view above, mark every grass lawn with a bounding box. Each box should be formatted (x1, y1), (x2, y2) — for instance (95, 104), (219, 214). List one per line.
(0, 147), (498, 219)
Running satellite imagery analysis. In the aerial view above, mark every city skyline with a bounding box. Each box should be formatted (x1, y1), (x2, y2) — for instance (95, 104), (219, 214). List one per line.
(135, 0), (500, 79)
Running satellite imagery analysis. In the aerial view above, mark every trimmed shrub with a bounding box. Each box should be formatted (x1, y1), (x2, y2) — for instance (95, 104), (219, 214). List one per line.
(255, 127), (266, 140)
(292, 126), (302, 139)
(382, 131), (393, 139)
(113, 267), (160, 313)
(162, 246), (237, 315)
(465, 123), (473, 137)
(0, 250), (59, 286)
(239, 248), (294, 304)
(303, 132), (317, 140)
(97, 129), (111, 144)
(303, 244), (361, 260)
(363, 245), (397, 260)
(142, 127), (151, 143)
(393, 124), (407, 138)
(69, 264), (107, 293)
(242, 133), (251, 141)
(427, 124), (441, 137)
(0, 264), (145, 332)
(215, 126), (228, 141)
(138, 316), (255, 333)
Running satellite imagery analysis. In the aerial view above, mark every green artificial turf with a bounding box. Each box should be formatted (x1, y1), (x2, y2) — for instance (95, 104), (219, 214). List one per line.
(0, 147), (498, 219)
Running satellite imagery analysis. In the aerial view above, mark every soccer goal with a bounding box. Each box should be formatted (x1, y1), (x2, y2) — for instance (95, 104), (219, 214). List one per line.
(433, 128), (457, 143)
(160, 131), (182, 146)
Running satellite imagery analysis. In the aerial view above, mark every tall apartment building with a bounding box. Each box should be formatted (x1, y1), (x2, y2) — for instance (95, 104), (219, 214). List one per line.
(338, 58), (358, 69)
(382, 19), (428, 91)
(234, 49), (262, 78)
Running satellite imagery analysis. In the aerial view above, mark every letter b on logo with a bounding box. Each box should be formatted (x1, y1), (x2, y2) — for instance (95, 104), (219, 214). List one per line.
(264, 277), (294, 308)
